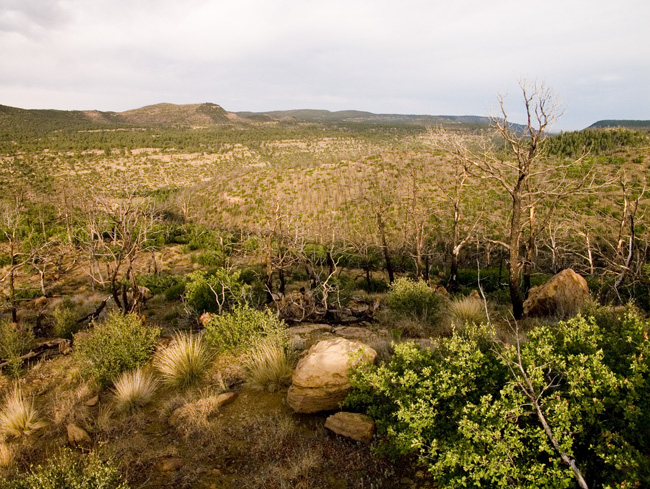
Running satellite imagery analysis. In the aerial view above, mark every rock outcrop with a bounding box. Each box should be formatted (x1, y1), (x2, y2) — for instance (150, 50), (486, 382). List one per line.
(287, 338), (376, 413)
(523, 269), (591, 318)
(325, 412), (375, 443)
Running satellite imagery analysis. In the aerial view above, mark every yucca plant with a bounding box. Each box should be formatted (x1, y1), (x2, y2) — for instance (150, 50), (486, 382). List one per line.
(243, 336), (294, 392)
(0, 388), (47, 438)
(154, 333), (212, 387)
(113, 368), (158, 413)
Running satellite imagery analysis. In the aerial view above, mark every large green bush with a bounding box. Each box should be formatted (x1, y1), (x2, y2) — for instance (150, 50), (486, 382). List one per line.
(0, 448), (129, 489)
(204, 305), (287, 353)
(184, 268), (250, 314)
(385, 278), (443, 325)
(0, 320), (34, 377)
(74, 313), (160, 387)
(346, 309), (650, 488)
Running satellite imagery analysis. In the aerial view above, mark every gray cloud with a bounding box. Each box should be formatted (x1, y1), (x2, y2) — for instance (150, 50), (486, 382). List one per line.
(1, 0), (649, 129)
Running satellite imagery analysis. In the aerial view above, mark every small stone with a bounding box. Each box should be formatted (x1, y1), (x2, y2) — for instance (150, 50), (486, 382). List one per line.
(215, 392), (237, 407)
(212, 468), (221, 476)
(415, 470), (425, 479)
(325, 412), (375, 444)
(66, 423), (91, 446)
(157, 457), (184, 472)
(85, 395), (99, 407)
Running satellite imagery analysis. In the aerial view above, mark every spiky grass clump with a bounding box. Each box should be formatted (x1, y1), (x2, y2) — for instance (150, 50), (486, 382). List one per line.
(448, 296), (487, 327)
(154, 333), (211, 387)
(243, 337), (293, 392)
(0, 389), (47, 438)
(113, 368), (158, 413)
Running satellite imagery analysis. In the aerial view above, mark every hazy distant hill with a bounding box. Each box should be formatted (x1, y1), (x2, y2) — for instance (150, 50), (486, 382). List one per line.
(0, 103), (235, 134)
(588, 120), (650, 129)
(235, 108), (492, 126)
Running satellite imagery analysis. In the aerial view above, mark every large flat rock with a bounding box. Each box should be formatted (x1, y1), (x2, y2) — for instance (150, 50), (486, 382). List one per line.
(287, 338), (376, 413)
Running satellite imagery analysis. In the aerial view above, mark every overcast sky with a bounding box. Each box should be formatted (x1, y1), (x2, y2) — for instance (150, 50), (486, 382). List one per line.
(1, 0), (649, 130)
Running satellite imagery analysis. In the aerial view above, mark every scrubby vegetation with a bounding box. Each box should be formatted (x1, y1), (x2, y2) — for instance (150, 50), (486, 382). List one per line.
(1, 87), (649, 488)
(0, 448), (128, 489)
(204, 305), (288, 354)
(73, 313), (160, 387)
(346, 308), (650, 488)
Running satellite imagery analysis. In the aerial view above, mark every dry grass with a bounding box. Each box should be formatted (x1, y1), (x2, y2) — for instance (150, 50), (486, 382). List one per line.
(0, 388), (47, 438)
(448, 296), (487, 327)
(243, 338), (294, 392)
(0, 442), (14, 467)
(113, 368), (158, 413)
(154, 332), (212, 387)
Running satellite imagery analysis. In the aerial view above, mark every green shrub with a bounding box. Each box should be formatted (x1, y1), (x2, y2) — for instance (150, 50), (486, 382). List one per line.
(191, 249), (224, 266)
(0, 448), (129, 489)
(0, 321), (34, 377)
(52, 303), (79, 339)
(137, 273), (185, 299)
(385, 278), (443, 325)
(184, 268), (250, 314)
(346, 311), (650, 488)
(204, 305), (287, 353)
(73, 313), (160, 388)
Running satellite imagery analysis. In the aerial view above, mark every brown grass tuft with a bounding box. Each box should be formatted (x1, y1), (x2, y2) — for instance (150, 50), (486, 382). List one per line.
(154, 332), (212, 387)
(0, 388), (47, 438)
(113, 368), (158, 413)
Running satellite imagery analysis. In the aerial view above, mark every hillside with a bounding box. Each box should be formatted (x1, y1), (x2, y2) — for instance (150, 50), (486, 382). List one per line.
(119, 102), (233, 126)
(0, 102), (498, 136)
(235, 108), (493, 126)
(588, 119), (650, 129)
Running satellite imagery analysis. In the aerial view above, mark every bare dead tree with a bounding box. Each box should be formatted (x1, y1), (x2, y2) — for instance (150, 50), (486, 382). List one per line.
(430, 81), (590, 318)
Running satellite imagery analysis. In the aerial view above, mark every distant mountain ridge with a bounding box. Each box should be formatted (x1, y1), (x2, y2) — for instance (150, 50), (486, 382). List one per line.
(588, 120), (650, 129)
(3, 102), (634, 133)
(0, 102), (500, 133)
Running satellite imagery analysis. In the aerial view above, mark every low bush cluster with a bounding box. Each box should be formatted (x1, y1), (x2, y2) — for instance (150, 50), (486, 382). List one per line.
(51, 303), (79, 339)
(73, 313), (160, 387)
(204, 305), (287, 354)
(184, 268), (249, 314)
(385, 278), (443, 325)
(0, 448), (129, 489)
(0, 321), (34, 377)
(346, 308), (650, 488)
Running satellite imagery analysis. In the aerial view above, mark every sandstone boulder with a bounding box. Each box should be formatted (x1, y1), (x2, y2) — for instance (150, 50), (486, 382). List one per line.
(325, 412), (375, 443)
(287, 338), (376, 413)
(523, 269), (591, 318)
